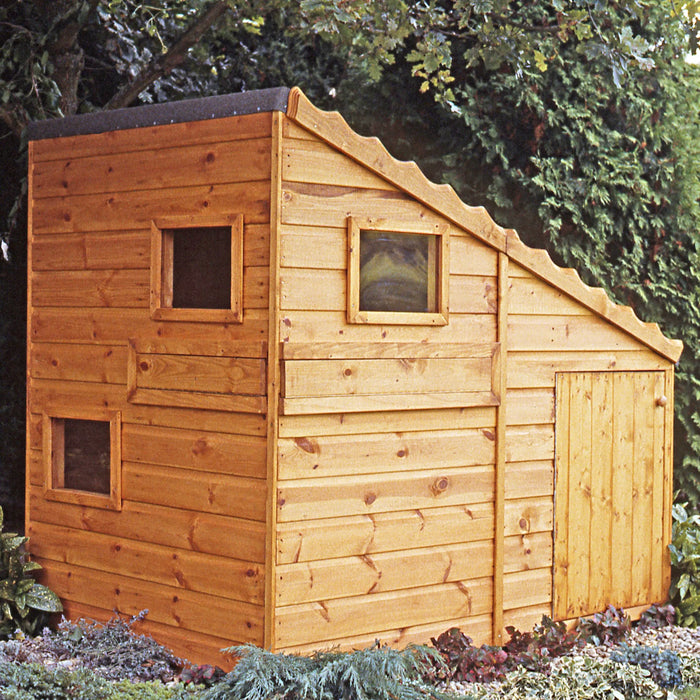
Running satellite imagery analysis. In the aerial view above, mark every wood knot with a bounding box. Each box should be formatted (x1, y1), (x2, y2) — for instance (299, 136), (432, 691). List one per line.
(656, 395), (668, 407)
(343, 368), (352, 376)
(139, 361), (150, 372)
(518, 517), (529, 532)
(431, 477), (449, 496)
(294, 437), (318, 454)
(364, 492), (377, 506)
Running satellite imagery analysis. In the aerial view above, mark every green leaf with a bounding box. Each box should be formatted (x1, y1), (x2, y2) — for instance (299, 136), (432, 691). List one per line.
(24, 584), (63, 613)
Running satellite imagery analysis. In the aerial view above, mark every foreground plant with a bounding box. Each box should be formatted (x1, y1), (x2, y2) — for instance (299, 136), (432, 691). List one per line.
(0, 506), (62, 638)
(202, 643), (451, 700)
(670, 502), (700, 627)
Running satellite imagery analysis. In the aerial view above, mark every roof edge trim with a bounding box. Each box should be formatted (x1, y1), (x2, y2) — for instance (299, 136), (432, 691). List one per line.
(286, 87), (683, 363)
(26, 86), (291, 141)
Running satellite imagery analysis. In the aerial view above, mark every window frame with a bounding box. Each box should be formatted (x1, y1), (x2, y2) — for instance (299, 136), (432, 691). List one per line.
(43, 409), (122, 511)
(150, 213), (244, 323)
(347, 216), (450, 325)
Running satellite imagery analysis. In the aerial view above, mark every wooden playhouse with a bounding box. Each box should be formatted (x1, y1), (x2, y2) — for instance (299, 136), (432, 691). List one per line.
(25, 86), (682, 664)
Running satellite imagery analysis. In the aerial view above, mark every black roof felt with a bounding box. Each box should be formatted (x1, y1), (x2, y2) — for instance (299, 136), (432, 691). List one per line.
(26, 87), (291, 141)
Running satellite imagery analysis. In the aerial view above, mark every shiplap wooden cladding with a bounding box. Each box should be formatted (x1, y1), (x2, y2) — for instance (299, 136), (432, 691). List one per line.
(25, 86), (682, 665)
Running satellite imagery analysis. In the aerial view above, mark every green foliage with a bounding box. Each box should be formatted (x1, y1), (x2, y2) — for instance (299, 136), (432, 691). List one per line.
(469, 655), (667, 699)
(669, 502), (700, 626)
(202, 643), (449, 700)
(0, 506), (62, 639)
(0, 661), (200, 700)
(576, 606), (632, 646)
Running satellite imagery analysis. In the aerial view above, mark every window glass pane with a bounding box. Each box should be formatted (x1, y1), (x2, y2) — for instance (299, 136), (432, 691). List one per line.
(359, 231), (437, 313)
(172, 226), (231, 309)
(63, 419), (110, 495)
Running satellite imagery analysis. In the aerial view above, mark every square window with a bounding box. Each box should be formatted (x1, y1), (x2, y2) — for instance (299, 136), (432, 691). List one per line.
(151, 214), (243, 323)
(348, 217), (449, 325)
(172, 226), (231, 309)
(43, 410), (122, 510)
(63, 419), (111, 494)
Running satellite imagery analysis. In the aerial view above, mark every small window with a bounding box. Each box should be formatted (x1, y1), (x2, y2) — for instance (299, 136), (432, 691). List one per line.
(43, 410), (121, 510)
(347, 217), (449, 325)
(151, 214), (243, 322)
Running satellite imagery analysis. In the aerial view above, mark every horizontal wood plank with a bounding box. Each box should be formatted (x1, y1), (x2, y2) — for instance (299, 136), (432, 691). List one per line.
(506, 425), (554, 463)
(504, 532), (553, 574)
(276, 541), (493, 605)
(279, 310), (497, 345)
(28, 487), (266, 561)
(506, 388), (555, 426)
(281, 341), (496, 360)
(32, 181), (270, 234)
(132, 352), (266, 395)
(38, 559), (264, 644)
(504, 497), (553, 536)
(281, 181), (449, 230)
(30, 342), (127, 383)
(277, 465), (494, 521)
(280, 225), (346, 269)
(278, 406), (496, 437)
(278, 612), (492, 653)
(509, 314), (646, 353)
(31, 112), (272, 163)
(503, 568), (552, 611)
(122, 463), (267, 521)
(284, 138), (394, 190)
(33, 269), (149, 307)
(504, 461), (554, 499)
(509, 275), (592, 316)
(282, 357), (493, 398)
(506, 349), (669, 388)
(276, 503), (494, 564)
(278, 428), (496, 479)
(33, 138), (271, 198)
(31, 308), (268, 344)
(122, 424), (266, 478)
(275, 577), (492, 647)
(28, 521), (264, 604)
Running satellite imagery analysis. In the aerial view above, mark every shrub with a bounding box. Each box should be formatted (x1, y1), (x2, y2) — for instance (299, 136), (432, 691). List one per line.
(0, 661), (200, 699)
(637, 603), (676, 630)
(669, 501), (700, 627)
(576, 605), (631, 646)
(0, 506), (63, 638)
(202, 643), (449, 700)
(610, 644), (683, 688)
(28, 611), (186, 683)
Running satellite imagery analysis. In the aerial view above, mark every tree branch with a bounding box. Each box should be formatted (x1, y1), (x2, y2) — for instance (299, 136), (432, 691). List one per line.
(104, 0), (231, 111)
(0, 105), (26, 139)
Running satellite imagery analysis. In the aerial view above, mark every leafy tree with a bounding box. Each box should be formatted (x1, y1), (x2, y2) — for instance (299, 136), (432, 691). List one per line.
(0, 0), (699, 520)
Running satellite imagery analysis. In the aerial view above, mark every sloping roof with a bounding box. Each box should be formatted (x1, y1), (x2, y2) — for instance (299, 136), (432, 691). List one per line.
(26, 85), (682, 362)
(26, 87), (291, 141)
(285, 87), (683, 363)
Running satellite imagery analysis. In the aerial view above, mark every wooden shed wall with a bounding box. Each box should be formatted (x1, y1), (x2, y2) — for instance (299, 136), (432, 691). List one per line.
(26, 113), (273, 664)
(503, 261), (674, 632)
(273, 118), (501, 651)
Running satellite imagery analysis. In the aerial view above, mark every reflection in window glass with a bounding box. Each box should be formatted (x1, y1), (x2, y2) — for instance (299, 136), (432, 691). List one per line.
(359, 231), (437, 313)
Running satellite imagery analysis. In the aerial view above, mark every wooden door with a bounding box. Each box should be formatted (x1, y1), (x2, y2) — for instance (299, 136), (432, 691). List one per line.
(553, 371), (669, 620)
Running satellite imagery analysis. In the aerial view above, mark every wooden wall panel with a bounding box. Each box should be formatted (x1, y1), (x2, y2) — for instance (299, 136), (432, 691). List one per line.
(28, 114), (274, 665)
